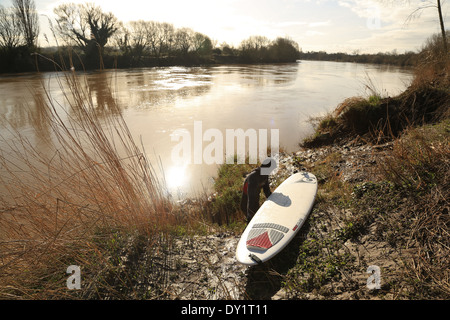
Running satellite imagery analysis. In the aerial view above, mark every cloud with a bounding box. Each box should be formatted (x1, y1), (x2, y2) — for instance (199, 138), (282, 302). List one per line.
(306, 30), (325, 37)
(331, 0), (449, 53)
(344, 26), (429, 53)
(308, 20), (332, 27)
(276, 21), (308, 27)
(338, 0), (440, 25)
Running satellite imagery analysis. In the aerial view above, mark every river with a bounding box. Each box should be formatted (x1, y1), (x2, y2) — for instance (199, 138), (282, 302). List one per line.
(0, 61), (413, 198)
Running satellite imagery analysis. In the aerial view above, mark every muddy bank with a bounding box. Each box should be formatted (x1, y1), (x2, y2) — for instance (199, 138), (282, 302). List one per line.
(107, 139), (403, 300)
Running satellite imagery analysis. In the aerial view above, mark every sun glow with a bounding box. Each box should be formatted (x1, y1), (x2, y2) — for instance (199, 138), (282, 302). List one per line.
(165, 164), (188, 190)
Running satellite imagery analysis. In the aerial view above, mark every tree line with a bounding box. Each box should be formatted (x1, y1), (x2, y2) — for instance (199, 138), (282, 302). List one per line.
(0, 1), (301, 73)
(3, 1), (445, 73)
(298, 50), (420, 67)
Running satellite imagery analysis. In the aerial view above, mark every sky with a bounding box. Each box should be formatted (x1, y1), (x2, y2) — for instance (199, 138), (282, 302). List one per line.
(1, 0), (448, 53)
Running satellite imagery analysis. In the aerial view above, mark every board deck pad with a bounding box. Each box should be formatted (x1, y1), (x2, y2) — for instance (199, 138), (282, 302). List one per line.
(246, 223), (289, 250)
(236, 172), (318, 265)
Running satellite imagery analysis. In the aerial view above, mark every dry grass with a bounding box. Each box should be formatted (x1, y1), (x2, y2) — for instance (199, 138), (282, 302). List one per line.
(0, 66), (178, 299)
(375, 121), (450, 298)
(411, 33), (449, 89)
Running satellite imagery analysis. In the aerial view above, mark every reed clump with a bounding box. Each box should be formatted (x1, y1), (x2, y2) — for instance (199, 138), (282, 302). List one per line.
(0, 68), (179, 299)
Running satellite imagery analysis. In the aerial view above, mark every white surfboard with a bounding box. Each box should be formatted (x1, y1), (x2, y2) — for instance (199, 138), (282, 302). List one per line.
(236, 171), (318, 265)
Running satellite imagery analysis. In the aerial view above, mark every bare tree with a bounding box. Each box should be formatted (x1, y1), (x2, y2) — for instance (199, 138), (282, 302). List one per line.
(12, 0), (39, 48)
(174, 28), (194, 54)
(119, 20), (151, 64)
(128, 20), (148, 54)
(401, 0), (447, 52)
(240, 36), (270, 51)
(0, 6), (22, 49)
(111, 22), (130, 53)
(144, 21), (176, 58)
(83, 3), (118, 48)
(54, 3), (90, 48)
(436, 0), (447, 52)
(239, 35), (271, 62)
(159, 22), (175, 56)
(144, 21), (160, 58)
(54, 3), (119, 50)
(113, 20), (176, 62)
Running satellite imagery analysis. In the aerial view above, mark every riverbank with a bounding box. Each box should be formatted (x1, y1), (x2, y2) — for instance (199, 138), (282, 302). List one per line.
(0, 36), (300, 74)
(55, 117), (448, 300)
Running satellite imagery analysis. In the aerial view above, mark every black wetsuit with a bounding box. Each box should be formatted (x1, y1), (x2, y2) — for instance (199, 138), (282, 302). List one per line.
(240, 167), (272, 222)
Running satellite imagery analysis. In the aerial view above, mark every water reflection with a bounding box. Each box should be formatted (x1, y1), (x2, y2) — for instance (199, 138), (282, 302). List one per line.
(118, 67), (213, 111)
(0, 74), (54, 150)
(85, 71), (122, 117)
(214, 64), (299, 87)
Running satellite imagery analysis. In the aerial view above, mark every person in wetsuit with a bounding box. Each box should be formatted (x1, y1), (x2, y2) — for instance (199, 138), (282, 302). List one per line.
(240, 158), (276, 222)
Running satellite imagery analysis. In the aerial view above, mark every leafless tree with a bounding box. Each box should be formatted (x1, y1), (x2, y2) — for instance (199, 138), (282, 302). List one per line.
(114, 20), (177, 60)
(394, 0), (448, 52)
(436, 0), (447, 52)
(160, 23), (176, 55)
(118, 20), (151, 63)
(0, 6), (22, 49)
(174, 28), (194, 54)
(111, 22), (130, 53)
(239, 35), (271, 61)
(129, 20), (148, 52)
(84, 3), (118, 48)
(54, 3), (90, 48)
(54, 3), (119, 50)
(240, 36), (270, 51)
(151, 22), (175, 58)
(145, 21), (161, 58)
(12, 0), (39, 48)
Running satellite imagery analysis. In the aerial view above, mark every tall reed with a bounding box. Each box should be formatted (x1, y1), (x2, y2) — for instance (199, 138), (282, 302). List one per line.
(0, 65), (174, 298)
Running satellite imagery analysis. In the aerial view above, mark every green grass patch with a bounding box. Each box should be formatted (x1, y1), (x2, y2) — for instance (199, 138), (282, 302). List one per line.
(208, 162), (255, 226)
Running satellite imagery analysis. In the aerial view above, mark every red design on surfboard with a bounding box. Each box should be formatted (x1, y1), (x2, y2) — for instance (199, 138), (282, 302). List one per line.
(246, 231), (272, 249)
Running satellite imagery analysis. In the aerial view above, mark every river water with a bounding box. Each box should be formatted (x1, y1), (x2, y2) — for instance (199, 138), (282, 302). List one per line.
(0, 61), (413, 197)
